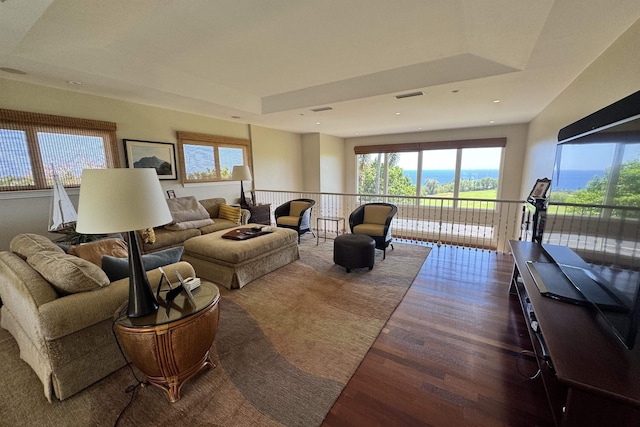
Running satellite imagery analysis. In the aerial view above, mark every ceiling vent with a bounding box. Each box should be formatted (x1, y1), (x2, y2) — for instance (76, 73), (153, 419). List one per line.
(310, 106), (333, 112)
(395, 91), (424, 99)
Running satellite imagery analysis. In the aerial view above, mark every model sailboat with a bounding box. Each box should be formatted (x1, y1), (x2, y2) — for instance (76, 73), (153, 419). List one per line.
(49, 171), (78, 232)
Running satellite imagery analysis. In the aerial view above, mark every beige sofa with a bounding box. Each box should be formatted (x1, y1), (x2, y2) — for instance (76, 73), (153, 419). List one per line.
(140, 197), (251, 254)
(0, 233), (196, 402)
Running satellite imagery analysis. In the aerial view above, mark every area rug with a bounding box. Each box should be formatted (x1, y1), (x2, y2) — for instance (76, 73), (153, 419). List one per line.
(0, 239), (431, 427)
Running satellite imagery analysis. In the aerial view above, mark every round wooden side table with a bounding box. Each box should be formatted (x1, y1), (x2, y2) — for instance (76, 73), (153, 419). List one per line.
(115, 281), (220, 402)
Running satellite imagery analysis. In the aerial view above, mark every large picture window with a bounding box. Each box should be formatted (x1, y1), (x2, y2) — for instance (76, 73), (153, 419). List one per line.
(355, 138), (505, 201)
(177, 131), (251, 183)
(0, 109), (118, 191)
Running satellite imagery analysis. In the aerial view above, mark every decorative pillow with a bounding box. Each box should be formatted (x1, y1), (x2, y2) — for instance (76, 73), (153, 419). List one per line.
(164, 218), (214, 231)
(166, 196), (210, 223)
(27, 251), (110, 294)
(101, 246), (184, 282)
(10, 233), (64, 260)
(141, 228), (156, 244)
(219, 204), (241, 224)
(68, 238), (128, 267)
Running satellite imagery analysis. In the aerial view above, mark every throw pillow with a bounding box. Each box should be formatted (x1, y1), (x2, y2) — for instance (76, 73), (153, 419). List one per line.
(219, 204), (241, 224)
(10, 233), (65, 260)
(68, 238), (128, 267)
(27, 251), (110, 294)
(166, 196), (210, 223)
(101, 246), (184, 282)
(141, 227), (156, 244)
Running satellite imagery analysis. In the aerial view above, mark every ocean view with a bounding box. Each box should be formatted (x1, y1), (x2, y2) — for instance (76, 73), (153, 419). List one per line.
(403, 169), (604, 191)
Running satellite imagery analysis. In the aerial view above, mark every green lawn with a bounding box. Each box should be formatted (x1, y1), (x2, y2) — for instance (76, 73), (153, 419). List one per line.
(418, 189), (498, 208)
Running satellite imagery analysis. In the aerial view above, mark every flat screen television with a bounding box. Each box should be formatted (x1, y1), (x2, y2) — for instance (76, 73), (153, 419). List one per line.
(546, 90), (640, 349)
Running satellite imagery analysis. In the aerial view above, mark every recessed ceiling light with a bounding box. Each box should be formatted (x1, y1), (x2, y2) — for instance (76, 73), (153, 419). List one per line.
(395, 112), (401, 116)
(451, 89), (460, 93)
(0, 67), (28, 75)
(315, 122), (321, 125)
(493, 99), (501, 103)
(489, 120), (495, 124)
(67, 80), (82, 85)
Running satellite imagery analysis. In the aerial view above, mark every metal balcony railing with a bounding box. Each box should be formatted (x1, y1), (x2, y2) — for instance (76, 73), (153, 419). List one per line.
(252, 190), (640, 264)
(544, 202), (640, 268)
(253, 190), (524, 253)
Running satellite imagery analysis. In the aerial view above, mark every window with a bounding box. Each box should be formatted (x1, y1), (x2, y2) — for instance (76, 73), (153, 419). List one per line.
(0, 109), (118, 191)
(177, 131), (251, 183)
(355, 138), (505, 201)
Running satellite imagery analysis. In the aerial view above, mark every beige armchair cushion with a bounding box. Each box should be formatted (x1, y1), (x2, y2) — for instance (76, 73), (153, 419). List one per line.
(353, 223), (386, 237)
(289, 201), (311, 217)
(277, 216), (301, 227)
(363, 205), (392, 225)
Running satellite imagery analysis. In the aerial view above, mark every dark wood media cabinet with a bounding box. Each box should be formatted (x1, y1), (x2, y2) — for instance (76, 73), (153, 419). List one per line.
(509, 241), (640, 426)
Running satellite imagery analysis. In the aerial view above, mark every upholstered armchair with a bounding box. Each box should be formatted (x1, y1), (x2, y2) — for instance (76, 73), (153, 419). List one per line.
(275, 198), (316, 242)
(349, 203), (398, 259)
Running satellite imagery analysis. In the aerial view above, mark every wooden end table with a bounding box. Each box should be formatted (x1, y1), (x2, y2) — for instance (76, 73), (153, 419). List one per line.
(115, 281), (220, 402)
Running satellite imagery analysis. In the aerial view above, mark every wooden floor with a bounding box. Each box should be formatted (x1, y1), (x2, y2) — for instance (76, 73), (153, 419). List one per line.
(323, 244), (555, 427)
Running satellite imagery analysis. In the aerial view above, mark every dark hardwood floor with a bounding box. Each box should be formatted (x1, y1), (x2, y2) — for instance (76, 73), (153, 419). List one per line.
(323, 244), (554, 427)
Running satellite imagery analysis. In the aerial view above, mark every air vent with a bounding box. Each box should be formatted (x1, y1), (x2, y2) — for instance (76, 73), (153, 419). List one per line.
(0, 67), (28, 75)
(310, 106), (333, 112)
(395, 91), (424, 99)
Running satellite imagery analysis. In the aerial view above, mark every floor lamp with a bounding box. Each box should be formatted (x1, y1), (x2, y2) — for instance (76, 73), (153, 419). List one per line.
(232, 165), (252, 208)
(76, 168), (173, 318)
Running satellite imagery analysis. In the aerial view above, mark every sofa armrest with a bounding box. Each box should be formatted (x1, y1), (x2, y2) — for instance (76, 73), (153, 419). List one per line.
(38, 261), (196, 341)
(240, 208), (251, 225)
(146, 261), (196, 289)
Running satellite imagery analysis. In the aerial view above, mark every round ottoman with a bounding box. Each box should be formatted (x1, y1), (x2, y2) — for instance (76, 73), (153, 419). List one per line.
(333, 234), (375, 273)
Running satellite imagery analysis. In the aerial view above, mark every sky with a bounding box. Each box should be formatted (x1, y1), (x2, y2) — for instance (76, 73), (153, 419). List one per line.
(396, 147), (502, 170)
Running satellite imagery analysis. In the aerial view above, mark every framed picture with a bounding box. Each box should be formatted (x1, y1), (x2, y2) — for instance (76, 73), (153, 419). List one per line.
(124, 139), (177, 180)
(166, 190), (176, 199)
(528, 178), (551, 200)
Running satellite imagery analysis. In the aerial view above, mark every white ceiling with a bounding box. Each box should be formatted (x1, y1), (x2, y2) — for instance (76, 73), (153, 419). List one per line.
(1, 0), (639, 138)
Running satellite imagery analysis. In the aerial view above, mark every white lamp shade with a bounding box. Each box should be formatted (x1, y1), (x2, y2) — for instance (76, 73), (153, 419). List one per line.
(231, 165), (252, 181)
(76, 168), (173, 234)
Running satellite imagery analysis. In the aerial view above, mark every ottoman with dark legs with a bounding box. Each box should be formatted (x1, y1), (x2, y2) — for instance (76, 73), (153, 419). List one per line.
(333, 234), (375, 273)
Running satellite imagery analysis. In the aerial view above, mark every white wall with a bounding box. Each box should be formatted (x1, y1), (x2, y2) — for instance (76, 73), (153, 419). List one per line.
(0, 79), (302, 250)
(250, 125), (304, 192)
(343, 124), (529, 200)
(522, 19), (640, 198)
(301, 133), (321, 192)
(319, 134), (346, 194)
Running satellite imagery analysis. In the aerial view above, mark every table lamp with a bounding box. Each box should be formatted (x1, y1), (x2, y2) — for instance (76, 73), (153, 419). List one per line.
(231, 165), (252, 207)
(76, 168), (173, 318)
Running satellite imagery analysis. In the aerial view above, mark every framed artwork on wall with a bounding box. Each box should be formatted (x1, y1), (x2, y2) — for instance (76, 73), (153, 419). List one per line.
(528, 178), (551, 200)
(124, 139), (177, 180)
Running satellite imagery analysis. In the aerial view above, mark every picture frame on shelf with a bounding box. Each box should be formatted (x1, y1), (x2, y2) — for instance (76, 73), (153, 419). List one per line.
(124, 139), (177, 180)
(528, 178), (551, 200)
(166, 190), (176, 199)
